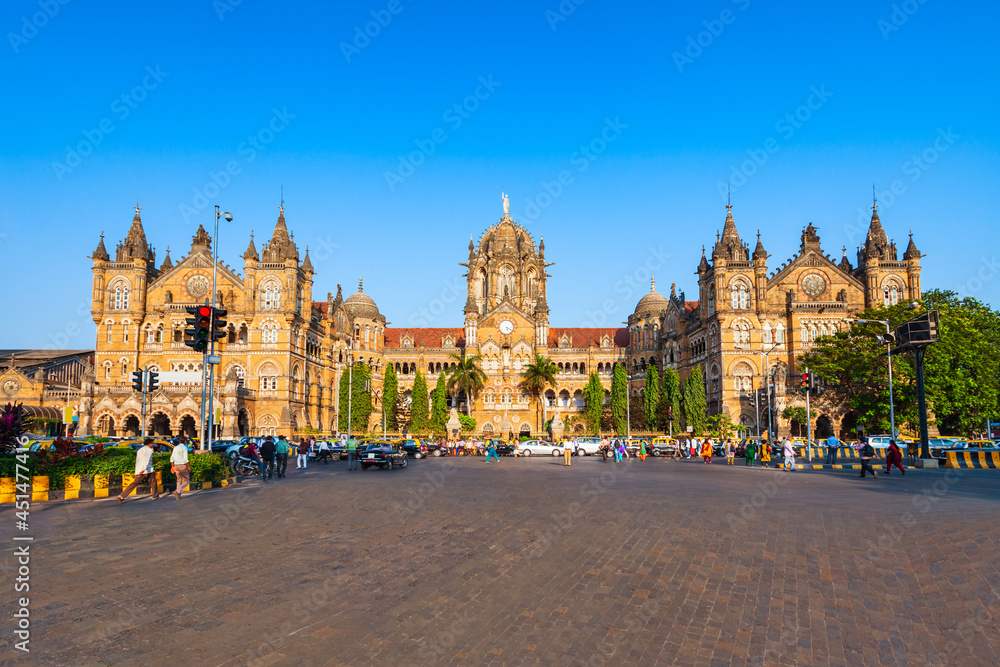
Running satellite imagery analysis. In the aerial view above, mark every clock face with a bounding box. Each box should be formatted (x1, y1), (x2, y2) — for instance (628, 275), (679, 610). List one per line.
(499, 319), (514, 335)
(801, 274), (827, 298)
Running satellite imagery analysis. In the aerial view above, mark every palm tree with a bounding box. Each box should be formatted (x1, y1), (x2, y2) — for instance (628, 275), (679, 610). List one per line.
(445, 352), (488, 416)
(520, 353), (559, 433)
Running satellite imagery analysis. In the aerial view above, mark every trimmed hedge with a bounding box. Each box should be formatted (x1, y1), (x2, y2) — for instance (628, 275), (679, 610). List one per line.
(0, 448), (228, 490)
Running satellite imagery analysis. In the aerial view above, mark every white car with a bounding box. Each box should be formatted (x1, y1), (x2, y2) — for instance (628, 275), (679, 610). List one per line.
(569, 437), (602, 456)
(517, 440), (562, 457)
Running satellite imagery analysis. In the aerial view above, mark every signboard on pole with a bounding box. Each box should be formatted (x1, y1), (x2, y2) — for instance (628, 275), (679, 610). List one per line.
(156, 371), (203, 385)
(63, 406), (74, 424)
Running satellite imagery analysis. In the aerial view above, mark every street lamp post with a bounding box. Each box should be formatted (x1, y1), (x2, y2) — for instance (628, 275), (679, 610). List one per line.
(843, 318), (896, 440)
(204, 205), (232, 452)
(760, 342), (781, 445)
(346, 342), (354, 442)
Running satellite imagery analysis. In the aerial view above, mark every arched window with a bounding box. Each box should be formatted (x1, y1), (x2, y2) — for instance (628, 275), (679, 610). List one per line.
(731, 282), (750, 309)
(123, 324), (130, 343)
(103, 362), (112, 380)
(707, 285), (715, 314)
(113, 283), (130, 310)
(775, 324), (785, 344)
(106, 322), (113, 343)
(145, 327), (156, 344)
(801, 326), (809, 342)
(762, 322), (773, 344)
(261, 282), (281, 310)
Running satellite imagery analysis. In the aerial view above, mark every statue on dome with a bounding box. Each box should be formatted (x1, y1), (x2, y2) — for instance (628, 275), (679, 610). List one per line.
(502, 189), (510, 219)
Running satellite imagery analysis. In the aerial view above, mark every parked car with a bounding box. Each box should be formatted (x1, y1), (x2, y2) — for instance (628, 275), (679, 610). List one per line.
(650, 437), (680, 456)
(570, 437), (602, 456)
(209, 439), (239, 454)
(493, 439), (516, 456)
(399, 439), (427, 459)
(359, 441), (408, 470)
(517, 439), (561, 457)
(424, 441), (450, 457)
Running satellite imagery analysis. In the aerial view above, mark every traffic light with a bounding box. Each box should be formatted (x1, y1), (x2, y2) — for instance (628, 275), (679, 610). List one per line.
(667, 407), (673, 420)
(185, 305), (212, 352)
(211, 308), (227, 341)
(147, 369), (159, 392)
(131, 370), (145, 393)
(800, 373), (810, 394)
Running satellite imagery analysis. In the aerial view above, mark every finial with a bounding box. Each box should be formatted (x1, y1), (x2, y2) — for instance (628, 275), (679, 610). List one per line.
(166, 245), (170, 253)
(250, 231), (254, 241)
(100, 230), (104, 240)
(727, 184), (731, 211)
(359, 277), (363, 292)
(134, 201), (141, 216)
(757, 230), (761, 241)
(909, 229), (913, 239)
(716, 230), (720, 241)
(280, 186), (284, 212)
(651, 276), (656, 292)
(873, 183), (877, 211)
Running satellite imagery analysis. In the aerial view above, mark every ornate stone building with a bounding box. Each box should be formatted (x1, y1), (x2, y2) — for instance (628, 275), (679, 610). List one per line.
(71, 194), (922, 440)
(634, 201), (922, 439)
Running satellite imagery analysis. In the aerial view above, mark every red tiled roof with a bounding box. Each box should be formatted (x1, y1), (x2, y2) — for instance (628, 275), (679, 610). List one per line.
(684, 301), (699, 315)
(312, 301), (329, 316)
(547, 327), (629, 349)
(384, 328), (466, 349)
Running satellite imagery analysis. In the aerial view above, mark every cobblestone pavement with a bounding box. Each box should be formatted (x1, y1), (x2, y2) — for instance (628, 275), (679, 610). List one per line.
(4, 455), (1000, 665)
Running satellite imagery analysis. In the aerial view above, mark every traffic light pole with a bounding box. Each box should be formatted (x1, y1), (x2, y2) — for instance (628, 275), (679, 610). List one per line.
(140, 365), (148, 438)
(805, 367), (812, 462)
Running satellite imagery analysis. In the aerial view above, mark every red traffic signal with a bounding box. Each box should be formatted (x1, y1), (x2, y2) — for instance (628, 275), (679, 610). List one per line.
(800, 373), (810, 394)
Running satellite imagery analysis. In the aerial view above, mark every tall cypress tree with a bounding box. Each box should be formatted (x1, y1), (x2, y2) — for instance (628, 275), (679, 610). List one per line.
(431, 373), (448, 432)
(338, 362), (372, 433)
(410, 370), (429, 433)
(683, 365), (708, 435)
(382, 363), (399, 431)
(657, 366), (681, 433)
(583, 371), (604, 435)
(643, 365), (660, 431)
(611, 364), (628, 435)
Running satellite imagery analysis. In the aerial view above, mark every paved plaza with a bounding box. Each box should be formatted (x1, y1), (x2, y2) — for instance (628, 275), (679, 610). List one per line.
(8, 455), (1000, 665)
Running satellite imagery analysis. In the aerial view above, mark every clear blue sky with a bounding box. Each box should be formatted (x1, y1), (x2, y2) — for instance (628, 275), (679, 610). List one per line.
(2, 0), (997, 348)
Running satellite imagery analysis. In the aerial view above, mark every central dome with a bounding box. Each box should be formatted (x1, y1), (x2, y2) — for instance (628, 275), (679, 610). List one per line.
(633, 279), (669, 317)
(344, 278), (380, 319)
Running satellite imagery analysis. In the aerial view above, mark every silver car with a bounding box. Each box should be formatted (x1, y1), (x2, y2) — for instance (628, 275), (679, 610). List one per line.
(517, 439), (562, 457)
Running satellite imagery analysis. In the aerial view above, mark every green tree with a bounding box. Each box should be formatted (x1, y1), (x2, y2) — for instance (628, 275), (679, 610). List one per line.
(338, 362), (372, 433)
(657, 366), (682, 433)
(643, 365), (660, 431)
(583, 372), (604, 435)
(445, 352), (488, 416)
(611, 364), (628, 435)
(781, 406), (808, 437)
(410, 370), (429, 433)
(382, 363), (399, 431)
(682, 366), (708, 435)
(431, 373), (448, 432)
(458, 414), (477, 433)
(520, 353), (559, 432)
(707, 413), (736, 441)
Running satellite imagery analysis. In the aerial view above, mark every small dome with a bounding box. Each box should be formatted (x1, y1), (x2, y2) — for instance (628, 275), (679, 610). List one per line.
(634, 278), (669, 316)
(344, 278), (380, 319)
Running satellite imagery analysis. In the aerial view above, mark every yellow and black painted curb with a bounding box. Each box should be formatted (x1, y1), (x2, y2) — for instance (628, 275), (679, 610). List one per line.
(945, 451), (1000, 469)
(0, 473), (238, 503)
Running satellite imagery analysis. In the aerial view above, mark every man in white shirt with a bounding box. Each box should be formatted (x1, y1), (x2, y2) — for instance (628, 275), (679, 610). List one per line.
(782, 437), (796, 471)
(170, 437), (191, 498)
(118, 438), (160, 502)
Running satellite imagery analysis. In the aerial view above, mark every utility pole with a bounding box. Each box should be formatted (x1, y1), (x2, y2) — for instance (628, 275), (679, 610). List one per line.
(140, 365), (148, 437)
(805, 367), (812, 462)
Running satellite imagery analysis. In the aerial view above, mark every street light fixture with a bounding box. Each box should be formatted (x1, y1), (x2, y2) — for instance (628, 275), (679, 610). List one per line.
(842, 316), (897, 440)
(201, 205), (233, 452)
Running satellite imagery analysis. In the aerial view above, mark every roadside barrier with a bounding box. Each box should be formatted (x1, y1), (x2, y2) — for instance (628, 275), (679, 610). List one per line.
(0, 473), (236, 503)
(944, 451), (1000, 469)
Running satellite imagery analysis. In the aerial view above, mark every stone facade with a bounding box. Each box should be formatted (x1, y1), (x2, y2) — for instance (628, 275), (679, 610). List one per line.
(76, 196), (922, 440)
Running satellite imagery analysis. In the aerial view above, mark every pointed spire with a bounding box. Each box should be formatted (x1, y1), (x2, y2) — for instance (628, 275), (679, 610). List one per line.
(119, 205), (153, 262)
(159, 246), (173, 271)
(721, 204), (739, 241)
(243, 231), (259, 261)
(539, 234), (545, 257)
(262, 206), (297, 262)
(301, 246), (313, 272)
(839, 244), (853, 272)
(698, 245), (710, 273)
(191, 224), (212, 250)
(753, 230), (767, 260)
(92, 231), (109, 261)
(903, 230), (921, 260)
(864, 190), (890, 259)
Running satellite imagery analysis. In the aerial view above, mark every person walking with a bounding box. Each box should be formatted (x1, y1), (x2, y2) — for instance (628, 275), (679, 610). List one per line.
(885, 440), (906, 475)
(725, 440), (735, 466)
(760, 440), (772, 468)
(296, 438), (309, 470)
(638, 440), (647, 461)
(782, 437), (796, 471)
(701, 439), (712, 464)
(259, 436), (276, 480)
(170, 437), (191, 499)
(316, 440), (331, 464)
(859, 440), (880, 478)
(600, 436), (609, 462)
(346, 435), (359, 471)
(563, 439), (573, 466)
(486, 440), (500, 463)
(274, 435), (289, 478)
(744, 439), (757, 467)
(118, 438), (160, 502)
(825, 434), (840, 465)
